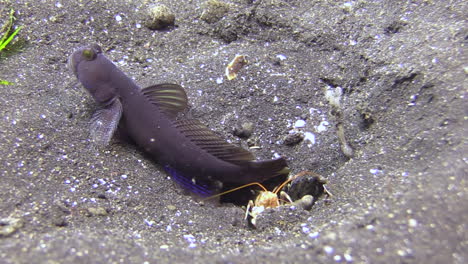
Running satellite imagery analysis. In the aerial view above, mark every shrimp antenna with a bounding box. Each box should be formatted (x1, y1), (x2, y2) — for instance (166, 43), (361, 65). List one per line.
(273, 170), (320, 194)
(203, 171), (322, 202)
(202, 182), (268, 202)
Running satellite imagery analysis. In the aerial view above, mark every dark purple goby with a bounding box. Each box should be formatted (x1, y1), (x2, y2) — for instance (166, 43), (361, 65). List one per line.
(69, 44), (289, 196)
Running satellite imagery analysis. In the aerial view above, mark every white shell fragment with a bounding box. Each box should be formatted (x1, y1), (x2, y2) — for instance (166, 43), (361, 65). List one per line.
(294, 120), (306, 128)
(225, 55), (248, 80)
(304, 132), (316, 144)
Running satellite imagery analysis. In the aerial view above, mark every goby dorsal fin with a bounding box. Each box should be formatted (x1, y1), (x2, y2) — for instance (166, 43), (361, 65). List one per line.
(173, 119), (255, 163)
(142, 83), (188, 118)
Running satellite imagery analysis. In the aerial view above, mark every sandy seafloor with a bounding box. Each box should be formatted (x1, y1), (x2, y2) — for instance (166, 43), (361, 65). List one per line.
(0, 0), (466, 263)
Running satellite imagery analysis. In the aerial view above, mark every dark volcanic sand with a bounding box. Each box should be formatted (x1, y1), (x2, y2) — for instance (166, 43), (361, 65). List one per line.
(0, 1), (466, 263)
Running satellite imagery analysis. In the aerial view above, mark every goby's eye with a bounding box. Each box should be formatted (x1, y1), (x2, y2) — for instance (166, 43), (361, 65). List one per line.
(82, 48), (96, 61)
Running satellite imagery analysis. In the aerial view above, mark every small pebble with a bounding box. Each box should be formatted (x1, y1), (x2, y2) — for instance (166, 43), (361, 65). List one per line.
(144, 219), (155, 227)
(273, 54), (287, 66)
(324, 245), (334, 255)
(292, 195), (314, 210)
(144, 5), (175, 30)
(87, 207), (108, 216)
(408, 218), (418, 227)
(0, 218), (23, 237)
(160, 245), (169, 250)
(294, 120), (306, 128)
(316, 121), (329, 132)
(283, 132), (304, 146)
(343, 253), (353, 262)
(200, 0), (230, 23)
(276, 54), (287, 61)
(309, 232), (319, 239)
(233, 122), (254, 139)
(304, 132), (316, 144)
